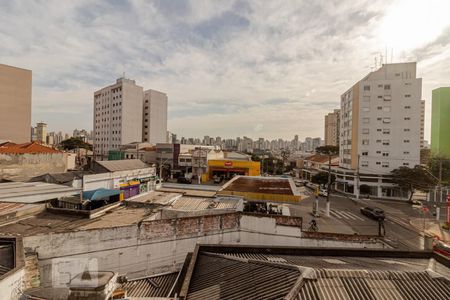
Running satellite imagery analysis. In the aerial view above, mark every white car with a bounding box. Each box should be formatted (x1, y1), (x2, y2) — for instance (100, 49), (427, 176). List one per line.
(319, 189), (328, 197)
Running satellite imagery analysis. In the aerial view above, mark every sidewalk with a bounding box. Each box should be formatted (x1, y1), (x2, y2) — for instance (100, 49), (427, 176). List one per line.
(410, 218), (450, 242)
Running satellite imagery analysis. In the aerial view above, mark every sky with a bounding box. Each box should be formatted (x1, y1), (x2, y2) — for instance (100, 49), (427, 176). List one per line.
(1, 0), (450, 141)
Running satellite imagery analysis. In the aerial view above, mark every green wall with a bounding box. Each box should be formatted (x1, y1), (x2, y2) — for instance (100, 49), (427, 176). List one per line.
(431, 87), (450, 157)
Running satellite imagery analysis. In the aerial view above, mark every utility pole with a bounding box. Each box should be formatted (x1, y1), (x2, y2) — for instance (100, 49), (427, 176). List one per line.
(356, 154), (360, 200)
(438, 158), (443, 202)
(325, 154), (331, 217)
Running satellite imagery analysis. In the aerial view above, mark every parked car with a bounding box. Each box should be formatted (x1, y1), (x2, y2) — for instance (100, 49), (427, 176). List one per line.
(177, 177), (192, 184)
(360, 206), (385, 220)
(410, 200), (423, 208)
(213, 177), (222, 184)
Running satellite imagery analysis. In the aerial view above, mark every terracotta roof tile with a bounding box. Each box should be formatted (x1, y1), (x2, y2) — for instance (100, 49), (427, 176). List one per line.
(0, 142), (61, 154)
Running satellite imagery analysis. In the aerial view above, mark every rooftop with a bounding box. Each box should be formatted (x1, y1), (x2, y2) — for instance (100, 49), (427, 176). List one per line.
(0, 142), (61, 154)
(220, 176), (297, 196)
(0, 182), (81, 203)
(94, 159), (150, 172)
(178, 245), (450, 300)
(121, 271), (179, 298)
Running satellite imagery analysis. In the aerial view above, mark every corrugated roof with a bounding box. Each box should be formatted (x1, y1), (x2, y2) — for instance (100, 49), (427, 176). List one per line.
(0, 142), (61, 154)
(0, 182), (81, 203)
(186, 253), (300, 300)
(180, 247), (450, 300)
(170, 197), (240, 211)
(122, 272), (179, 298)
(95, 159), (149, 172)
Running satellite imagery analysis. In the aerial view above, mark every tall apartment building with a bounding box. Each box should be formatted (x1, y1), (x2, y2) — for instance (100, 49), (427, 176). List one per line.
(0, 64), (32, 143)
(143, 89), (168, 144)
(93, 78), (144, 158)
(420, 100), (425, 149)
(340, 62), (421, 173)
(324, 109), (340, 146)
(431, 87), (450, 157)
(35, 122), (47, 144)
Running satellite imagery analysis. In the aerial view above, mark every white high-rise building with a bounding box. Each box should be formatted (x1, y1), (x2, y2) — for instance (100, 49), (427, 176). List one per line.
(142, 89), (168, 144)
(340, 62), (421, 173)
(93, 78), (144, 158)
(336, 62), (422, 199)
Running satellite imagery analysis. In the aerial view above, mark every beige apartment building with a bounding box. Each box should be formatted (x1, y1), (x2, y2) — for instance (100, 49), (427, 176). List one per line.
(0, 64), (32, 143)
(324, 109), (340, 146)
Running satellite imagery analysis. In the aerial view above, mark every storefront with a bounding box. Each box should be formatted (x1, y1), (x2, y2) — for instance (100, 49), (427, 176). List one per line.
(119, 180), (141, 199)
(205, 160), (260, 182)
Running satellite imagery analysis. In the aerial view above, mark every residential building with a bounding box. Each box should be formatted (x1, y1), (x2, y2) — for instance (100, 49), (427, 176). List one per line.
(337, 62), (422, 199)
(0, 64), (32, 144)
(431, 87), (450, 157)
(340, 62), (421, 172)
(35, 122), (47, 144)
(420, 100), (425, 149)
(324, 109), (340, 146)
(142, 89), (168, 144)
(93, 78), (144, 158)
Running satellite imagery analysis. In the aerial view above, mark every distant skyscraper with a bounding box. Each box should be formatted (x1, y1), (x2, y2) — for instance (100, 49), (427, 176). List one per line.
(431, 87), (450, 157)
(93, 78), (144, 158)
(324, 109), (340, 146)
(142, 89), (168, 144)
(0, 64), (32, 143)
(35, 122), (47, 144)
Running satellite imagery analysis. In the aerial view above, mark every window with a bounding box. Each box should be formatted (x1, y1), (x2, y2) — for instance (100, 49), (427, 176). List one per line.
(384, 95), (392, 101)
(383, 129), (390, 134)
(362, 140), (369, 145)
(377, 129), (382, 132)
(382, 140), (390, 145)
(362, 128), (369, 134)
(404, 117), (411, 120)
(362, 151), (368, 156)
(377, 117), (382, 121)
(405, 94), (411, 98)
(404, 128), (410, 132)
(377, 106), (382, 110)
(378, 95), (383, 99)
(403, 162), (410, 166)
(382, 162), (389, 168)
(376, 139), (382, 143)
(376, 162), (381, 165)
(361, 161), (369, 167)
(378, 84), (383, 88)
(383, 118), (391, 123)
(383, 106), (391, 112)
(384, 84), (391, 90)
(403, 139), (410, 143)
(364, 85), (371, 91)
(363, 118), (370, 124)
(405, 82), (412, 86)
(404, 106), (411, 109)
(382, 152), (389, 157)
(404, 151), (410, 154)
(376, 151), (381, 154)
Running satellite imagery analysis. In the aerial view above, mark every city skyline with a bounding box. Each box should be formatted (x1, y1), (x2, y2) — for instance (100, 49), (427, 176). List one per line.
(1, 0), (450, 139)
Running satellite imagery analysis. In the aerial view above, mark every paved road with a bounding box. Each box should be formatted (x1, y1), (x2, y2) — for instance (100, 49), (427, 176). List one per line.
(289, 190), (424, 250)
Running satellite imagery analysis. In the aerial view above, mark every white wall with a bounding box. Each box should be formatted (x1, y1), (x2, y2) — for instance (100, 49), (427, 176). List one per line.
(0, 269), (25, 300)
(83, 168), (155, 190)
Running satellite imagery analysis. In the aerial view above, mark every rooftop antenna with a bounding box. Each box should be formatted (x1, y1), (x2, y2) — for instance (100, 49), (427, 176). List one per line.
(391, 48), (394, 63)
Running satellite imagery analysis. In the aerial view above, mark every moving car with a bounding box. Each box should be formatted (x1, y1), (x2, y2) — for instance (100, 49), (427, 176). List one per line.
(433, 240), (450, 258)
(360, 206), (385, 220)
(177, 177), (192, 184)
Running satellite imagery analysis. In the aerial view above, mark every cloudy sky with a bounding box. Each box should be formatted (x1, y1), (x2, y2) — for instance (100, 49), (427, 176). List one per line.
(1, 0), (450, 141)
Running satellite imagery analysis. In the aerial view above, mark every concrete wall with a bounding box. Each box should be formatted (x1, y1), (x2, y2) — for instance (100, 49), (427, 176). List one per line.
(21, 213), (386, 288)
(0, 153), (67, 181)
(82, 167), (155, 190)
(0, 268), (25, 300)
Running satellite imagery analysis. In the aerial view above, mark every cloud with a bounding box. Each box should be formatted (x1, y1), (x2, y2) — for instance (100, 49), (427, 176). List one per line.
(0, 0), (448, 141)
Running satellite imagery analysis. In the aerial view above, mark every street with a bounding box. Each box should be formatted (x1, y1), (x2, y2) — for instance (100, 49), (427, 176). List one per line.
(289, 189), (427, 250)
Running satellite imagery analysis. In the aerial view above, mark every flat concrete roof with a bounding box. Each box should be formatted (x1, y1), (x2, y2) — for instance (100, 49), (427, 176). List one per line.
(0, 182), (81, 203)
(221, 176), (295, 195)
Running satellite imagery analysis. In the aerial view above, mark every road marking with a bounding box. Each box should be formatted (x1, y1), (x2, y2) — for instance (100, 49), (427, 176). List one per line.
(339, 211), (358, 220)
(345, 212), (365, 221)
(330, 209), (365, 221)
(330, 210), (343, 219)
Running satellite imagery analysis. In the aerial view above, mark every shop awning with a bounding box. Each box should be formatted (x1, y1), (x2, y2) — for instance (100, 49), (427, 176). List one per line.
(83, 188), (121, 201)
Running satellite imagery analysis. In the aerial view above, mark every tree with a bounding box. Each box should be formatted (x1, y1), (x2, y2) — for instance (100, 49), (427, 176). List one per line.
(390, 165), (437, 201)
(311, 171), (335, 186)
(59, 137), (92, 151)
(315, 145), (339, 155)
(429, 156), (450, 185)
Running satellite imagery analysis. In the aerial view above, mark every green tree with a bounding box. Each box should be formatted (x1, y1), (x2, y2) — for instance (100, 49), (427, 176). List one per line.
(315, 145), (339, 155)
(390, 165), (437, 201)
(429, 156), (450, 185)
(311, 171), (335, 186)
(59, 137), (92, 151)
